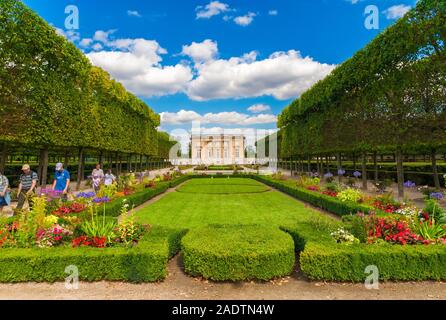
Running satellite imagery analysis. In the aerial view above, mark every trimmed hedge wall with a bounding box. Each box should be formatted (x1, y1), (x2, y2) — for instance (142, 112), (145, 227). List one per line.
(253, 176), (372, 217)
(299, 241), (446, 281)
(0, 226), (187, 283)
(281, 211), (446, 281)
(181, 225), (295, 281)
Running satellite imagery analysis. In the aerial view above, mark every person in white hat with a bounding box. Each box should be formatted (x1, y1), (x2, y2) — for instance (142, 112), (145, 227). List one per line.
(52, 162), (70, 200)
(16, 164), (38, 210)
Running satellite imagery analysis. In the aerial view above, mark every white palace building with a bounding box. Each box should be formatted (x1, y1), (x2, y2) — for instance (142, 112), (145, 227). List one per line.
(191, 134), (246, 165)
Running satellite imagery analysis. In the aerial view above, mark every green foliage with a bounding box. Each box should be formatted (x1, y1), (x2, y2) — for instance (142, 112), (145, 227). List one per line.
(15, 196), (47, 247)
(81, 205), (117, 245)
(181, 225), (295, 281)
(413, 219), (446, 241)
(277, 0), (446, 158)
(423, 199), (446, 224)
(337, 188), (363, 203)
(0, 0), (162, 156)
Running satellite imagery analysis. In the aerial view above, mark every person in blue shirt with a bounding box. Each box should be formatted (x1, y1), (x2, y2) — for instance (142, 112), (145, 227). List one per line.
(52, 162), (70, 200)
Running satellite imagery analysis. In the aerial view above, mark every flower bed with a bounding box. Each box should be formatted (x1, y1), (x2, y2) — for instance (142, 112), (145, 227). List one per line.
(0, 226), (187, 283)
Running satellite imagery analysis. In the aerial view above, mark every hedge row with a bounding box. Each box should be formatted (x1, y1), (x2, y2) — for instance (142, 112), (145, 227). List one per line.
(278, 202), (446, 281)
(0, 226), (187, 283)
(253, 176), (372, 217)
(181, 225), (295, 281)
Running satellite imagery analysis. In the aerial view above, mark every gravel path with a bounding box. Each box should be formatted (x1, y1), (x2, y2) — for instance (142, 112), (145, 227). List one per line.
(0, 256), (445, 300)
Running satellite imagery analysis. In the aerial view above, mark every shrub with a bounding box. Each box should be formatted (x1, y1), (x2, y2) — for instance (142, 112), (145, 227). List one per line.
(181, 225), (295, 281)
(337, 188), (363, 203)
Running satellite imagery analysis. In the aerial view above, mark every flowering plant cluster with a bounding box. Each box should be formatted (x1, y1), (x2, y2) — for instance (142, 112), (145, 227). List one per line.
(430, 192), (444, 201)
(72, 235), (107, 248)
(331, 228), (359, 244)
(76, 192), (96, 199)
(353, 171), (362, 178)
(92, 197), (110, 204)
(404, 181), (416, 188)
(52, 202), (86, 217)
(322, 190), (338, 197)
(306, 185), (320, 192)
(36, 224), (73, 248)
(367, 217), (424, 245)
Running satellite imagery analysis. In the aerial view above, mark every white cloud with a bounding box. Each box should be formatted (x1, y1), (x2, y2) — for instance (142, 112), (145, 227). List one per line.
(160, 110), (277, 126)
(383, 4), (411, 19)
(248, 104), (271, 113)
(181, 39), (218, 63)
(93, 29), (117, 44)
(127, 10), (142, 17)
(86, 33), (193, 97)
(196, 1), (230, 19)
(187, 49), (336, 101)
(91, 43), (103, 51)
(53, 26), (80, 42)
(268, 10), (278, 16)
(83, 31), (334, 101)
(79, 38), (93, 48)
(234, 12), (256, 26)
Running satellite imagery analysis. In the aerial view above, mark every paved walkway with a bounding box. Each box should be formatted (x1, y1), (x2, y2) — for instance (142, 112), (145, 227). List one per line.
(1, 255), (445, 300)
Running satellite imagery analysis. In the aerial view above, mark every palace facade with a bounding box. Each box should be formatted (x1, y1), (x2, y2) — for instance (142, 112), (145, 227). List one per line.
(191, 134), (246, 165)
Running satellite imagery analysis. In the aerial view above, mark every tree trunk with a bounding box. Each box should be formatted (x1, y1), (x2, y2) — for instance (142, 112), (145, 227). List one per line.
(396, 147), (404, 199)
(0, 144), (7, 174)
(337, 152), (342, 183)
(39, 148), (49, 187)
(64, 150), (70, 168)
(361, 152), (368, 190)
(373, 151), (378, 184)
(432, 148), (441, 189)
(76, 148), (84, 191)
(307, 155), (311, 174)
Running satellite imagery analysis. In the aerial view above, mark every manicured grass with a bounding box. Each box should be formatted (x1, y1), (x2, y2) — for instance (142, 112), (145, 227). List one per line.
(134, 178), (323, 229)
(176, 178), (270, 194)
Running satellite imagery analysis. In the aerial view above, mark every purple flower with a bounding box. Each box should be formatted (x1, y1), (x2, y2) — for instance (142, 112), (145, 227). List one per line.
(353, 171), (362, 178)
(337, 169), (346, 176)
(430, 192), (444, 201)
(404, 181), (416, 188)
(40, 188), (63, 199)
(76, 192), (96, 199)
(92, 197), (110, 204)
(324, 172), (334, 178)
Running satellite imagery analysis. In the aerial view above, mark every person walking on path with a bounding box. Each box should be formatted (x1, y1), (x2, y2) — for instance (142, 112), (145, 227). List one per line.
(0, 171), (10, 211)
(52, 163), (70, 200)
(104, 168), (116, 186)
(91, 163), (104, 193)
(16, 164), (38, 210)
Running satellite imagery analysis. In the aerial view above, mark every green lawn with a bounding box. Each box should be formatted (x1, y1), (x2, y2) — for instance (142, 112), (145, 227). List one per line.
(135, 177), (330, 228)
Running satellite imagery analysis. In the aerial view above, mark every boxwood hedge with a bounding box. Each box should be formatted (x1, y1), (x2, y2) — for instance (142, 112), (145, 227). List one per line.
(0, 226), (187, 283)
(181, 224), (295, 281)
(253, 175), (372, 216)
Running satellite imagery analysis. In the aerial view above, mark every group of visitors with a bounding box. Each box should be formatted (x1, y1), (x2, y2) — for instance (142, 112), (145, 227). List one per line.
(91, 163), (116, 192)
(0, 163), (117, 212)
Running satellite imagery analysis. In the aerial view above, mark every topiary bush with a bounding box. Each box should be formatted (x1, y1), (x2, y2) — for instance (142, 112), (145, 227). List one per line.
(181, 225), (295, 281)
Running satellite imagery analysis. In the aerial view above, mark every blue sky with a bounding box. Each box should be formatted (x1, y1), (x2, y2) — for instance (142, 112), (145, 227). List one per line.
(24, 0), (416, 146)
